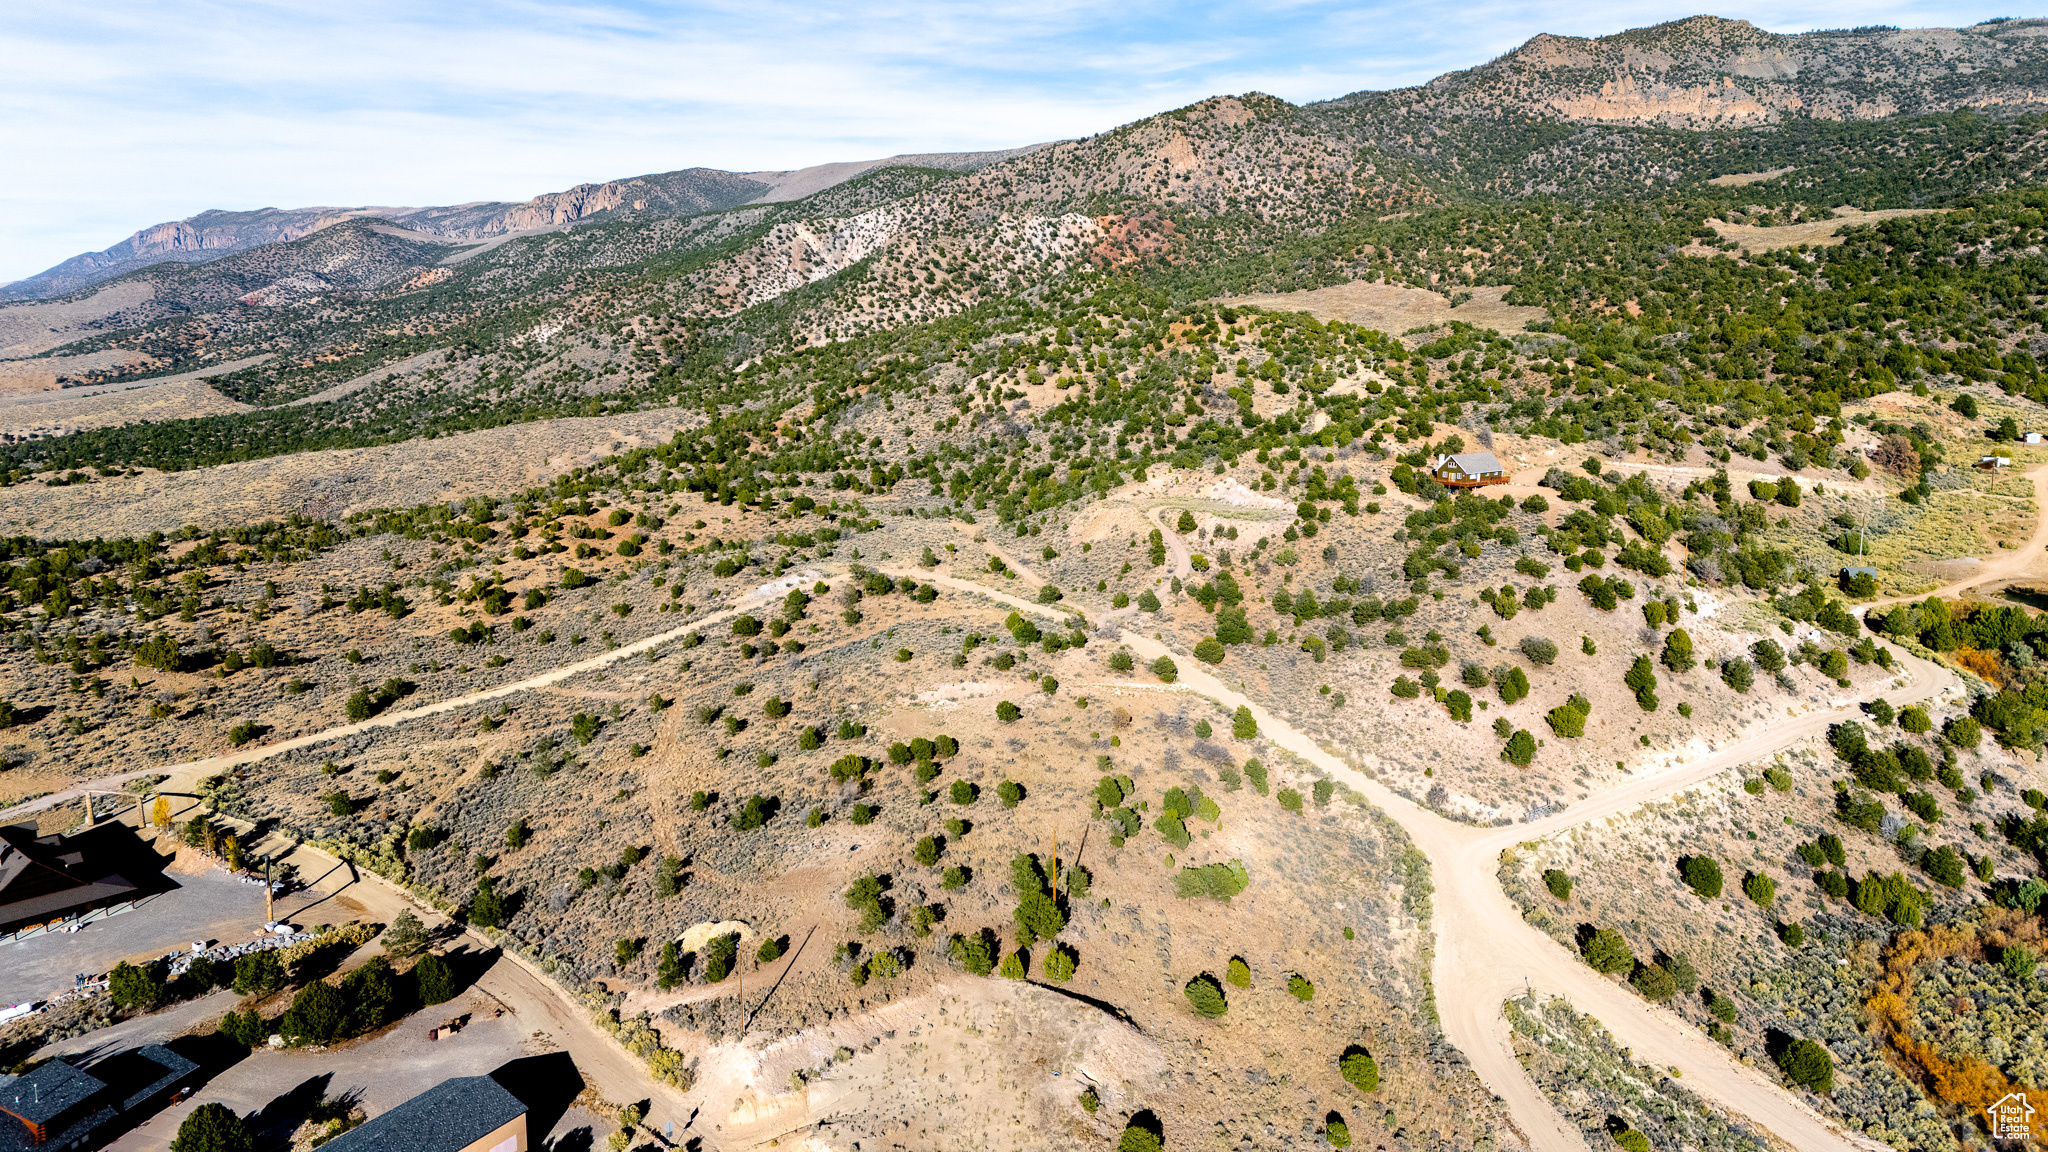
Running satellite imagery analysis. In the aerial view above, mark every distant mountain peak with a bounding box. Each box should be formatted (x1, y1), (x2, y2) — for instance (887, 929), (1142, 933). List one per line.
(2, 146), (1048, 303)
(1328, 15), (2048, 129)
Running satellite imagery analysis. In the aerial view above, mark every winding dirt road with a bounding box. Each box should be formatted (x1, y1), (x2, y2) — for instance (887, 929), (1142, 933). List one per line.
(0, 572), (829, 1144)
(0, 505), (1991, 1152)
(939, 536), (1927, 1151)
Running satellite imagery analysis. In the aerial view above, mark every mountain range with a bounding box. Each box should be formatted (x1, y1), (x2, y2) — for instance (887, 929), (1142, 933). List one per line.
(10, 15), (2048, 417)
(14, 17), (2048, 306)
(1, 146), (1051, 302)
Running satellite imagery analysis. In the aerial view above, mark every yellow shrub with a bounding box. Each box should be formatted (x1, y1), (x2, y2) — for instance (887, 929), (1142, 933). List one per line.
(1950, 647), (2005, 687)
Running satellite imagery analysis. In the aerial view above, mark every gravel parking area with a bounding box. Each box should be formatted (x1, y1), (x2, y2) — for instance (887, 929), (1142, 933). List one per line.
(0, 871), (269, 1005)
(105, 983), (608, 1152)
(0, 861), (379, 1006)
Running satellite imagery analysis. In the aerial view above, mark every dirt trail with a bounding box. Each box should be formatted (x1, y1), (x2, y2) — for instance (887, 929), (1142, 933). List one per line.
(896, 562), (1925, 1152)
(3, 485), (1990, 1150)
(0, 571), (830, 826)
(1597, 457), (1890, 497)
(0, 580), (819, 1141)
(1141, 505), (1197, 577)
(1864, 461), (2048, 610)
(1098, 642), (1934, 1152)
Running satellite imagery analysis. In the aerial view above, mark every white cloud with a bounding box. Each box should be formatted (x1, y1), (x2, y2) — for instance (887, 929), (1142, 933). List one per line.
(0, 0), (2011, 282)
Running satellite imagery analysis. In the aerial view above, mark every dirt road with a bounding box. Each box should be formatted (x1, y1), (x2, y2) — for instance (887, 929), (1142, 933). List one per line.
(1863, 462), (2048, 611)
(0, 497), (1979, 1151)
(1596, 457), (1890, 498)
(0, 570), (831, 826)
(0, 576), (831, 1145)
(897, 562), (1925, 1152)
(1092, 639), (1935, 1152)
(20, 797), (699, 1141)
(239, 813), (700, 1136)
(1141, 505), (1197, 578)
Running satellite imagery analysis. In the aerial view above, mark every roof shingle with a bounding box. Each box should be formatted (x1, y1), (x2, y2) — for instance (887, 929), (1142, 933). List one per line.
(321, 1075), (527, 1152)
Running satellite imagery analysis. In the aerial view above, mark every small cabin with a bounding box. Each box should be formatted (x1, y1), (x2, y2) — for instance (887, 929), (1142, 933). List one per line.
(0, 1045), (197, 1148)
(323, 1074), (530, 1152)
(1428, 451), (1509, 488)
(1839, 566), (1879, 594)
(2024, 432), (2046, 445)
(1979, 454), (2013, 470)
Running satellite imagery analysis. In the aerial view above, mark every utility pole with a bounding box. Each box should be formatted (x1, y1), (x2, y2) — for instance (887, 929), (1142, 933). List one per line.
(82, 791), (93, 829)
(1050, 827), (1059, 906)
(264, 859), (273, 927)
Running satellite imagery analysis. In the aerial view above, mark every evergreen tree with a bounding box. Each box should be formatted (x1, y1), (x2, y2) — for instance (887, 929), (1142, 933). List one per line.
(414, 953), (456, 1005)
(172, 1103), (254, 1152)
(1183, 972), (1228, 1017)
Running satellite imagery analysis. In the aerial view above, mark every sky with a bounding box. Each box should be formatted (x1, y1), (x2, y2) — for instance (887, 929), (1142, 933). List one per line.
(0, 0), (2014, 283)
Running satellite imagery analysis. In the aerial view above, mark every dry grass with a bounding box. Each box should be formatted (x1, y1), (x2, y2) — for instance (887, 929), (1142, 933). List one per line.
(0, 409), (693, 538)
(1217, 281), (1548, 337)
(1705, 168), (1798, 187)
(1706, 207), (1940, 253)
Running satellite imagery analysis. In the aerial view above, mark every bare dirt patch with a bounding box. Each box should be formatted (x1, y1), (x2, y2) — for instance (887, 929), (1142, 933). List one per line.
(0, 280), (157, 358)
(0, 409), (693, 538)
(0, 350), (159, 395)
(1707, 207), (1940, 253)
(1706, 168), (1798, 187)
(0, 375), (253, 440)
(1218, 281), (1548, 336)
(696, 980), (1162, 1149)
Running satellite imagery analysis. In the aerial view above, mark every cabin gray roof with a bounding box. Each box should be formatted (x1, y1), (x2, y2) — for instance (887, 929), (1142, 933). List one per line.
(0, 1045), (193, 1152)
(1434, 452), (1504, 475)
(322, 1075), (527, 1152)
(0, 1059), (99, 1125)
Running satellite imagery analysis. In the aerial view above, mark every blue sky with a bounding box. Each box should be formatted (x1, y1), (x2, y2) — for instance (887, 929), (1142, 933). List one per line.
(0, 0), (2013, 283)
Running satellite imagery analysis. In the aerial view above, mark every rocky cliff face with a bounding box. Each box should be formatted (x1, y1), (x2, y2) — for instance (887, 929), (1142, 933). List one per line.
(5, 207), (392, 302)
(384, 167), (775, 241)
(1326, 15), (2048, 127)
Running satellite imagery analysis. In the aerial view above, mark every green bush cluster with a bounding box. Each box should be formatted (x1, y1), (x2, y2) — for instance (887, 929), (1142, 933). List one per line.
(1546, 694), (1590, 738)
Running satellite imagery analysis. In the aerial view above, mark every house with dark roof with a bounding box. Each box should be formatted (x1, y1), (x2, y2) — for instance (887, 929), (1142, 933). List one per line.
(0, 822), (175, 939)
(0, 1045), (197, 1151)
(1428, 451), (1509, 487)
(322, 1075), (528, 1152)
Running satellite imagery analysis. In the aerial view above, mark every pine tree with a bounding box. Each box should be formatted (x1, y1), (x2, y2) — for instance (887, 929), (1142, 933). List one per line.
(469, 876), (504, 929)
(414, 953), (456, 1004)
(382, 909), (429, 957)
(1184, 973), (1228, 1017)
(171, 1103), (254, 1152)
